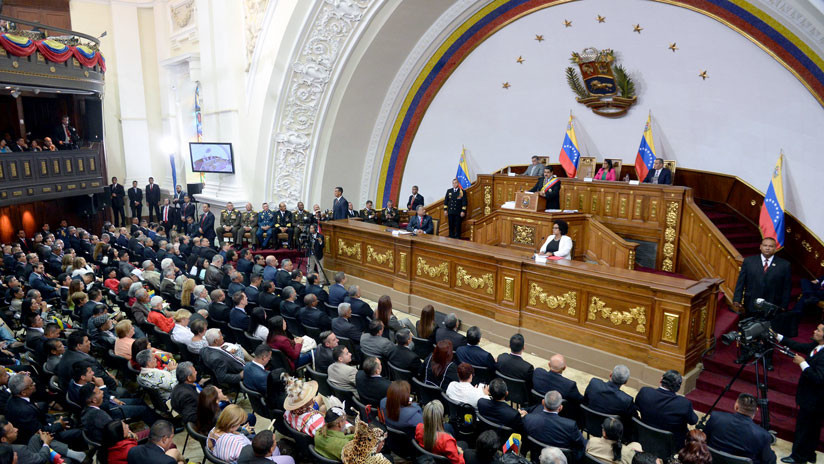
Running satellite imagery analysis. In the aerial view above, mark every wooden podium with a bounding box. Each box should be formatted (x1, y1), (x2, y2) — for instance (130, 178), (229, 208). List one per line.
(514, 191), (545, 212)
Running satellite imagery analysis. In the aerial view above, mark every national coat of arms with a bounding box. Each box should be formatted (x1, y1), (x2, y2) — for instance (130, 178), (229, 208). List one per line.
(565, 47), (637, 117)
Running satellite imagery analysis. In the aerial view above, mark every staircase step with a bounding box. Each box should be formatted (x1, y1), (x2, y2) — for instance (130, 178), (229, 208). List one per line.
(693, 371), (797, 416)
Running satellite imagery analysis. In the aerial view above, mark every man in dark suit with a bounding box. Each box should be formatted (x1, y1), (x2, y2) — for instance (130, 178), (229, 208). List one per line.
(79, 383), (112, 444)
(299, 294), (332, 331)
(642, 158), (672, 185)
(332, 186), (348, 220)
(533, 354), (584, 409)
(388, 328), (422, 374)
(305, 273), (329, 304)
(584, 365), (637, 422)
(145, 177), (161, 223)
(200, 329), (246, 385)
(528, 166), (561, 209)
(126, 420), (179, 464)
(406, 206), (434, 234)
(288, 270), (306, 299)
(444, 179), (468, 238)
(275, 260), (292, 289)
(179, 195), (196, 225)
(355, 357), (391, 406)
(436, 313), (467, 348)
(346, 285), (374, 331)
(198, 203), (216, 247)
(9, 137), (28, 152)
(314, 331), (338, 373)
(0, 417), (55, 463)
(170, 362), (200, 424)
(523, 390), (587, 458)
(477, 378), (526, 433)
(54, 115), (79, 150)
(229, 292), (251, 330)
(128, 180), (143, 220)
(332, 303), (363, 342)
(346, 202), (359, 218)
(257, 282), (281, 312)
(634, 370), (698, 448)
(110, 177), (127, 227)
(407, 185), (424, 212)
(243, 345), (272, 395)
(57, 331), (117, 391)
(775, 323), (824, 464)
(793, 275), (824, 314)
(329, 272), (348, 307)
(456, 326), (496, 372)
(238, 431), (279, 464)
(495, 333), (534, 393)
(704, 393), (776, 464)
(245, 274), (261, 303)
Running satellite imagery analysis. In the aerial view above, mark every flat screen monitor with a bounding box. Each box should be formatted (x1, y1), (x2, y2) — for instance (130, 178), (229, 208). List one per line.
(189, 142), (235, 173)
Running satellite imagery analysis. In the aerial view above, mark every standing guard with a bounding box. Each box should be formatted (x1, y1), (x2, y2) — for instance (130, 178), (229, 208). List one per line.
(444, 178), (467, 239)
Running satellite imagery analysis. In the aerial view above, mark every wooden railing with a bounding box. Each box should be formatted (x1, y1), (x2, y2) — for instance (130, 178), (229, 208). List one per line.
(0, 147), (105, 206)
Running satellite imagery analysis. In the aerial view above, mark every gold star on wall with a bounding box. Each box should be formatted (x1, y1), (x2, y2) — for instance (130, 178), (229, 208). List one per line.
(699, 70), (709, 80)
(597, 15), (606, 23)
(668, 43), (679, 52)
(563, 19), (572, 28)
(535, 34), (544, 42)
(502, 82), (511, 89)
(633, 24), (643, 33)
(516, 56), (525, 64)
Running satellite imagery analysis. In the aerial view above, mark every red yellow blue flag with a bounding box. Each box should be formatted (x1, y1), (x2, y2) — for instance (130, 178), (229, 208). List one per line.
(456, 146), (472, 189)
(759, 154), (785, 248)
(634, 115), (656, 181)
(558, 115), (580, 177)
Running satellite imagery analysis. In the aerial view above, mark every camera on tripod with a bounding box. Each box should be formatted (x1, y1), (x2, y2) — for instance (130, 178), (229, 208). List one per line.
(721, 318), (772, 345)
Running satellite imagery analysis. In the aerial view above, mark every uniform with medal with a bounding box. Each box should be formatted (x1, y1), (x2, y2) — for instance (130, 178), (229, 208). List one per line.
(444, 182), (467, 239)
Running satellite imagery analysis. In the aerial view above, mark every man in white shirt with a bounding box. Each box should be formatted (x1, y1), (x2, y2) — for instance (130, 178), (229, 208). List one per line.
(327, 345), (357, 392)
(136, 348), (178, 401)
(446, 362), (490, 408)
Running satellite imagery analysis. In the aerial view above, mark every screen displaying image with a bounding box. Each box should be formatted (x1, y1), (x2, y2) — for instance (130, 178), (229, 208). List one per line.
(189, 142), (235, 173)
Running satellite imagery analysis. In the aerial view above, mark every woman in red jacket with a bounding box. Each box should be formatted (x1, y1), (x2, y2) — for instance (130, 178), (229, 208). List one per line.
(266, 315), (311, 370)
(415, 400), (465, 464)
(103, 419), (139, 464)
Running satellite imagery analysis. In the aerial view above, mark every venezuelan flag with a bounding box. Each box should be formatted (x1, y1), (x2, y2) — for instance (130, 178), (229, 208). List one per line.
(456, 147), (471, 189)
(634, 115), (656, 181)
(759, 154), (785, 248)
(558, 116), (580, 177)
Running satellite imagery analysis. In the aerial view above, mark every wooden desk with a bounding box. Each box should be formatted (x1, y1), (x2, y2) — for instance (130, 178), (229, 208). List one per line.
(324, 219), (721, 373)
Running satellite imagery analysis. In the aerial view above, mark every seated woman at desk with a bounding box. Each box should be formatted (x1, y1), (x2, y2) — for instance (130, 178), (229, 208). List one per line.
(595, 159), (616, 181)
(538, 219), (572, 260)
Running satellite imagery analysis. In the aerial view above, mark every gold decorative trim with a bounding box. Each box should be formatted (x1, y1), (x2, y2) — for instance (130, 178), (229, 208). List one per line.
(650, 200), (658, 220)
(90, 181), (100, 187)
(634, 198), (642, 217)
(699, 305), (708, 334)
(619, 197), (627, 216)
(456, 266), (494, 294)
(9, 162), (17, 178)
(89, 158), (96, 171)
(40, 160), (47, 175)
(22, 161), (31, 177)
(67, 184), (76, 190)
(366, 245), (393, 269)
(591, 196), (597, 212)
(662, 312), (680, 343)
(605, 196), (612, 214)
(661, 201), (680, 272)
(504, 277), (515, 302)
(337, 239), (362, 260)
(52, 159), (60, 174)
(588, 296), (646, 333)
(416, 257), (449, 282)
(627, 249), (635, 270)
(399, 252), (407, 273)
(578, 193), (585, 211)
(512, 224), (535, 246)
(528, 283), (577, 315)
(483, 185), (492, 215)
(78, 158), (84, 172)
(42, 187), (52, 193)
(65, 159), (72, 173)
(565, 193), (572, 209)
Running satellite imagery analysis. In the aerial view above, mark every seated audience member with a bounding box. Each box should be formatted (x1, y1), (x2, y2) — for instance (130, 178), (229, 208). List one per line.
(595, 159), (617, 181)
(313, 331), (338, 373)
(642, 158), (672, 185)
(283, 375), (326, 437)
(114, 320), (137, 358)
(420, 339), (459, 391)
(130, 337), (173, 371)
(194, 385), (229, 434)
(360, 320), (396, 359)
(136, 348), (178, 401)
(328, 345), (357, 392)
(44, 338), (65, 373)
(229, 291), (251, 330)
(328, 272), (348, 307)
(674, 431), (712, 464)
(446, 363), (490, 408)
(79, 383), (114, 444)
(227, 271), (245, 297)
(584, 364), (637, 422)
(147, 296), (175, 333)
(380, 380), (423, 435)
(540, 447), (569, 464)
(704, 393), (775, 464)
(586, 417), (642, 464)
(436, 313), (467, 348)
(239, 430), (295, 464)
(200, 329), (246, 385)
(456, 326), (496, 372)
(462, 430), (501, 464)
(533, 354), (583, 403)
(313, 407), (355, 460)
(634, 369), (698, 448)
(58, 330), (117, 390)
(170, 309), (194, 345)
(415, 400), (464, 464)
(188, 318), (209, 353)
(331, 302), (362, 341)
(192, 285), (210, 311)
(388, 328), (422, 374)
(209, 405), (289, 464)
(248, 307), (270, 341)
(477, 378), (526, 433)
(266, 315), (310, 370)
(89, 312), (117, 349)
(495, 333), (534, 392)
(279, 287), (301, 332)
(243, 344), (272, 395)
(538, 220), (573, 260)
(170, 362), (200, 425)
(257, 281), (281, 311)
(126, 420), (185, 463)
(375, 295), (415, 340)
(103, 419), (144, 464)
(244, 274), (262, 303)
(524, 390), (586, 459)
(299, 293), (332, 331)
(208, 289), (231, 322)
(356, 356), (391, 406)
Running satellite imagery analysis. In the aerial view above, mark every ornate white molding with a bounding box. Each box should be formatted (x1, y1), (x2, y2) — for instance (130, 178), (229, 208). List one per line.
(760, 0), (824, 50)
(269, 0), (379, 206)
(244, 0), (272, 69)
(358, 0), (481, 206)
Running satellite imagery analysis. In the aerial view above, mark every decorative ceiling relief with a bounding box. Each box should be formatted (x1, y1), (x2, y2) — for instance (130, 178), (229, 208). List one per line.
(244, 0), (270, 70)
(170, 0), (197, 52)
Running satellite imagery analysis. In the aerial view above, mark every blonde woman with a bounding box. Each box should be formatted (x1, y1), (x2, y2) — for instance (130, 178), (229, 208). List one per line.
(207, 405), (295, 464)
(71, 257), (93, 278)
(415, 400), (464, 464)
(180, 278), (196, 307)
(114, 320), (136, 359)
(170, 309), (194, 345)
(61, 255), (74, 273)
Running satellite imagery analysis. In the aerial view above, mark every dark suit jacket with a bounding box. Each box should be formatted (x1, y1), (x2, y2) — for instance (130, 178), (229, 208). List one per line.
(111, 183), (126, 206)
(54, 124), (79, 148)
(208, 301), (230, 322)
(230, 307), (251, 330)
(532, 369), (584, 404)
(170, 382), (199, 424)
(81, 406), (112, 444)
(306, 284), (329, 304)
(314, 346), (335, 373)
(145, 183), (160, 203)
(407, 194), (425, 211)
(406, 215), (434, 234)
(200, 346), (245, 385)
(780, 339), (824, 409)
(435, 327), (467, 349)
(332, 317), (362, 341)
(733, 255), (792, 312)
(389, 345), (422, 374)
(257, 292), (281, 311)
(523, 409), (586, 453)
(705, 411), (775, 464)
(228, 282), (246, 297)
(6, 396), (62, 441)
(635, 386), (698, 447)
(199, 211), (216, 241)
(584, 378), (637, 419)
(332, 196), (349, 220)
(180, 202), (196, 221)
(456, 345), (496, 372)
(356, 370), (391, 406)
(477, 398), (524, 433)
(527, 176), (561, 209)
(204, 266), (224, 288)
(348, 298), (374, 326)
(57, 349), (116, 390)
(238, 446), (274, 464)
(299, 306), (332, 331)
(496, 353), (534, 392)
(275, 270), (291, 289)
(244, 285), (260, 303)
(243, 362), (269, 395)
(643, 167), (672, 185)
(128, 187), (143, 206)
(328, 284), (347, 307)
(127, 443), (177, 464)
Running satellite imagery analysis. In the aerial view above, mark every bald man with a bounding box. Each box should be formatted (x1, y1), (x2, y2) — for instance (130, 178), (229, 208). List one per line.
(533, 354), (584, 406)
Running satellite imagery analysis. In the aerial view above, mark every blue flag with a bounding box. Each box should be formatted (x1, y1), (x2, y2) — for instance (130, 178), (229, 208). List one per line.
(456, 147), (471, 189)
(170, 154), (177, 189)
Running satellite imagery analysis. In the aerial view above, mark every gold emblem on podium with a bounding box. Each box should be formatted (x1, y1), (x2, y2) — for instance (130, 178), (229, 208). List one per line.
(566, 47), (637, 117)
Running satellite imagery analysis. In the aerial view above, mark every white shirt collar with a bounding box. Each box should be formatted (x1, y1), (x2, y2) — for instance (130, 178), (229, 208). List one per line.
(252, 361), (267, 370)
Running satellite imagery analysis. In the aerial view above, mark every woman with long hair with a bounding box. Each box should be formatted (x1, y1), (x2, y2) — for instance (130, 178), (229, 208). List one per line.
(380, 380), (422, 434)
(415, 400), (464, 464)
(180, 278), (196, 307)
(417, 305), (436, 341)
(61, 255), (74, 273)
(196, 385), (225, 434)
(420, 339), (459, 391)
(595, 159), (616, 181)
(676, 430), (712, 464)
(585, 417), (642, 464)
(266, 316), (309, 370)
(375, 295), (416, 339)
(248, 307), (269, 340)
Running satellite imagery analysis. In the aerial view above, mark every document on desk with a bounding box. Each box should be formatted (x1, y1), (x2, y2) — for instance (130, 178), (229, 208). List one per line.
(392, 230), (412, 236)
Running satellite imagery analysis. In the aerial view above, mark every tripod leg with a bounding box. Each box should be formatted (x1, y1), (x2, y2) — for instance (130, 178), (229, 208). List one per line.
(753, 353), (771, 431)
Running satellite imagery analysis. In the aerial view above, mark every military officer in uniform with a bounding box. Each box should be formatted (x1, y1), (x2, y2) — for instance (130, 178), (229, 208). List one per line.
(382, 200), (399, 228)
(219, 202), (241, 246)
(293, 201), (314, 245)
(444, 178), (468, 239)
(273, 202), (294, 249)
(256, 203), (275, 249)
(361, 201), (378, 224)
(237, 203), (258, 248)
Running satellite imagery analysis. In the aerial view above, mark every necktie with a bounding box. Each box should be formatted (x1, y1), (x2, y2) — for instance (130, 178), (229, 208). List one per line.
(763, 258), (770, 273)
(64, 125), (70, 141)
(201, 213), (206, 226)
(811, 345), (822, 357)
(163, 207), (168, 222)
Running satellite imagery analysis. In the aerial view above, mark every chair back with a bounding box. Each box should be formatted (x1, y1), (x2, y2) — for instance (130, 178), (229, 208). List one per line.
(227, 324), (246, 345)
(412, 376), (444, 405)
(239, 381), (274, 419)
(64, 391), (82, 416)
(81, 429), (101, 463)
(411, 437), (451, 464)
(204, 445), (232, 464)
(303, 323), (322, 342)
(476, 410), (513, 441)
(633, 417), (676, 461)
(174, 340), (196, 363)
(470, 364), (493, 385)
(583, 453), (614, 464)
(495, 371), (529, 407)
(269, 348), (294, 373)
(328, 383), (355, 408)
(307, 365), (332, 396)
(387, 361), (413, 382)
(323, 302), (338, 319)
(708, 446), (754, 464)
(239, 330), (261, 353)
(385, 425), (416, 460)
(336, 336), (360, 363)
(282, 313), (303, 336)
(309, 444), (344, 464)
(153, 326), (179, 354)
(351, 394), (378, 423)
(581, 403), (618, 438)
(442, 395), (476, 443)
(411, 336), (433, 359)
(283, 419), (313, 459)
(524, 436), (572, 464)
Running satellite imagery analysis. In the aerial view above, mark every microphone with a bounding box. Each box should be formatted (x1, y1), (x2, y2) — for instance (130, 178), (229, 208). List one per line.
(754, 298), (783, 315)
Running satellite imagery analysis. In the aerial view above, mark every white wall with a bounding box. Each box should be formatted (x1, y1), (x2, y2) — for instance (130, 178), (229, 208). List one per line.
(404, 0), (824, 234)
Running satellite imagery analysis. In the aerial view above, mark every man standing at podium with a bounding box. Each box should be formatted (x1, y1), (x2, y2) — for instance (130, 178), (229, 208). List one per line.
(444, 178), (467, 239)
(528, 166), (561, 210)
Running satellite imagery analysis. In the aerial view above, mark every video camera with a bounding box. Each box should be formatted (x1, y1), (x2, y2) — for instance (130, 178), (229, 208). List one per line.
(721, 318), (772, 345)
